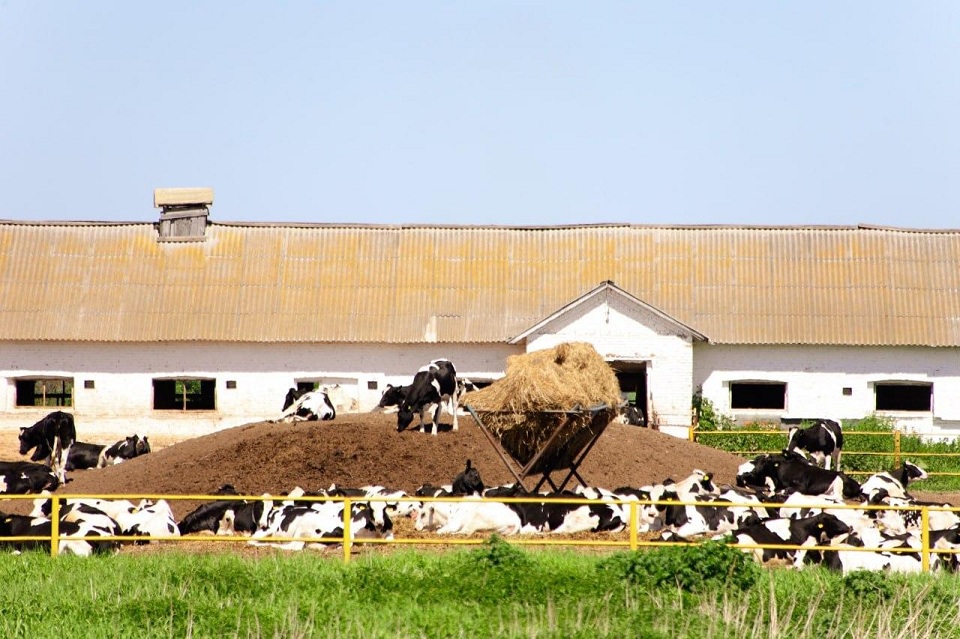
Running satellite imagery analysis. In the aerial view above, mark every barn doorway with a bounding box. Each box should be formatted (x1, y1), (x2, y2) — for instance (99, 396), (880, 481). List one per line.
(609, 360), (648, 427)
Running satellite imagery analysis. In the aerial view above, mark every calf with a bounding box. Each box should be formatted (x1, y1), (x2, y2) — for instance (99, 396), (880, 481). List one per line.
(785, 419), (844, 470)
(397, 359), (459, 435)
(19, 410), (76, 484)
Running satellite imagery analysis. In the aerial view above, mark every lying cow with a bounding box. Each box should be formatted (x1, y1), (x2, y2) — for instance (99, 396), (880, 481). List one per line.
(860, 461), (929, 503)
(66, 434), (152, 471)
(277, 389), (336, 421)
(0, 460), (59, 494)
(737, 451), (862, 500)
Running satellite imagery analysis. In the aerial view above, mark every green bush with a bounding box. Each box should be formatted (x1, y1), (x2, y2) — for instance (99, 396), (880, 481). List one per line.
(599, 541), (760, 593)
(842, 570), (894, 600)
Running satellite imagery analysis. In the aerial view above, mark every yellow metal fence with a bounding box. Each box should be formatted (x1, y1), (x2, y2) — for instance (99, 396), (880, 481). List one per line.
(4, 492), (957, 573)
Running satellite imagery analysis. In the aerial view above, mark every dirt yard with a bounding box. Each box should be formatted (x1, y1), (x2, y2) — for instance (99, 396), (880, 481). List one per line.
(0, 411), (953, 526)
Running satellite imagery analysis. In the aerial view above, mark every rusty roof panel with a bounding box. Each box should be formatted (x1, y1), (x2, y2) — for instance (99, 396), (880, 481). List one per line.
(2, 221), (960, 345)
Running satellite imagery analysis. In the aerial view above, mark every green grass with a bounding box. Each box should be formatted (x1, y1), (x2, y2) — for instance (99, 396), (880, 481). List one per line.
(5, 539), (960, 638)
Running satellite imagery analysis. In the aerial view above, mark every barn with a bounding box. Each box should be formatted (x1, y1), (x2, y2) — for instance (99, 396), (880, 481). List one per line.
(2, 188), (960, 439)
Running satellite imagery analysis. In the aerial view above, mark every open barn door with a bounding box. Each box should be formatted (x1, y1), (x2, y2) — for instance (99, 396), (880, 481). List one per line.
(608, 360), (648, 427)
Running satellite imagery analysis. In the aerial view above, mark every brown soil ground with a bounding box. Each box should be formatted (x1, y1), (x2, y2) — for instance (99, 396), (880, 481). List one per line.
(0, 412), (954, 558)
(0, 412), (749, 520)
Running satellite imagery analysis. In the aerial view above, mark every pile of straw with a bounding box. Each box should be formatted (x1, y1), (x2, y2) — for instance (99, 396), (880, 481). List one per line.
(464, 342), (622, 466)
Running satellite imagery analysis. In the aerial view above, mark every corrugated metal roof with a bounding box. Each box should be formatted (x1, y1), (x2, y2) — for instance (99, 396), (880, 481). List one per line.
(1, 220), (959, 346)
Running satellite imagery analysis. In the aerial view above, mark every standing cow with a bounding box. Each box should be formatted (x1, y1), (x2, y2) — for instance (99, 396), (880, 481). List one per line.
(397, 359), (460, 436)
(19, 411), (76, 484)
(785, 418), (844, 470)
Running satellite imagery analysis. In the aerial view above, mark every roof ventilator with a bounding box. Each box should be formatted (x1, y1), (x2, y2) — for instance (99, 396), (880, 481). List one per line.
(154, 187), (214, 242)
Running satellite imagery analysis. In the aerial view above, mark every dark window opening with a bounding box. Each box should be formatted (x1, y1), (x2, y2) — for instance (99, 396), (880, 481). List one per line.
(225, 380), (237, 389)
(153, 379), (216, 410)
(876, 383), (931, 412)
(296, 381), (318, 393)
(16, 378), (74, 407)
(367, 380), (378, 390)
(842, 387), (852, 396)
(730, 382), (786, 410)
(84, 380), (95, 389)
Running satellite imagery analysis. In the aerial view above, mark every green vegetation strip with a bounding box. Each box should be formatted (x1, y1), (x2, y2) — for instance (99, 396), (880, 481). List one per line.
(2, 538), (960, 638)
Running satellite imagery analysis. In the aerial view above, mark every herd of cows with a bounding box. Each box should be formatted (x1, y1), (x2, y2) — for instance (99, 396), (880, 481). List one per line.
(1, 369), (957, 574)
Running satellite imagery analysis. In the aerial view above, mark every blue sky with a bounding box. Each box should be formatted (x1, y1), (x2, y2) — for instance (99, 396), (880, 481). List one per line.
(1, 3), (958, 228)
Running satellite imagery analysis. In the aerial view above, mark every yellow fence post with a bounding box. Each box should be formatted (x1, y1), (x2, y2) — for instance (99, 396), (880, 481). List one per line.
(629, 503), (638, 551)
(921, 507), (930, 573)
(50, 497), (59, 558)
(689, 426), (696, 443)
(894, 430), (902, 468)
(343, 498), (352, 564)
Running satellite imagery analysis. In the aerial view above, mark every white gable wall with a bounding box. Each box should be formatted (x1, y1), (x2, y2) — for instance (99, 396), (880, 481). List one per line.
(0, 341), (517, 438)
(694, 344), (960, 433)
(521, 292), (695, 431)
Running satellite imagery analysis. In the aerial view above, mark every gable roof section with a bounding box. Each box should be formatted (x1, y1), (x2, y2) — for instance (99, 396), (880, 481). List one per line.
(1, 220), (959, 346)
(508, 280), (708, 344)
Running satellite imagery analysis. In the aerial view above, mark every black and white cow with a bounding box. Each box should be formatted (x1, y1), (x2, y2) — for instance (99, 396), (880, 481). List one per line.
(178, 484), (244, 535)
(451, 459), (484, 496)
(730, 512), (852, 564)
(278, 389), (336, 422)
(860, 461), (929, 503)
(397, 359), (459, 436)
(785, 419), (844, 470)
(0, 461), (59, 494)
(614, 404), (645, 426)
(66, 434), (152, 471)
(0, 511), (119, 556)
(374, 384), (409, 414)
(737, 451), (862, 499)
(19, 410), (76, 484)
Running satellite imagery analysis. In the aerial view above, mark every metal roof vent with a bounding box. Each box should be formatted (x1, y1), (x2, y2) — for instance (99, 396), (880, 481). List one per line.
(154, 187), (213, 242)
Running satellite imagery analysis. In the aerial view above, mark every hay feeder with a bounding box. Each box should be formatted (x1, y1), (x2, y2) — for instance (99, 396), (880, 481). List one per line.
(465, 403), (616, 493)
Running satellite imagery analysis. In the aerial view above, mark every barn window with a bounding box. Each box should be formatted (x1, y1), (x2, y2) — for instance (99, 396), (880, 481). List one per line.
(15, 378), (74, 407)
(730, 382), (786, 410)
(153, 378), (216, 410)
(875, 382), (932, 412)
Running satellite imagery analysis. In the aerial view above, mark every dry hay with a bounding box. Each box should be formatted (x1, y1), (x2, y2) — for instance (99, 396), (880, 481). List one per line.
(463, 342), (623, 468)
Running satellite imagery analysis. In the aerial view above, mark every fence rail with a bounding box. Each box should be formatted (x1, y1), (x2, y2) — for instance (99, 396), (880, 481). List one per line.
(691, 428), (960, 477)
(4, 492), (957, 572)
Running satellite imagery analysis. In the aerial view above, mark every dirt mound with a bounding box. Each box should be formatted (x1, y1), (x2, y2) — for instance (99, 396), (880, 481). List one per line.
(6, 412), (748, 519)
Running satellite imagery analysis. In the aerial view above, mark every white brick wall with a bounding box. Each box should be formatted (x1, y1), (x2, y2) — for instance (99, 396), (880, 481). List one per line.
(523, 293), (696, 429)
(0, 341), (518, 438)
(693, 344), (960, 433)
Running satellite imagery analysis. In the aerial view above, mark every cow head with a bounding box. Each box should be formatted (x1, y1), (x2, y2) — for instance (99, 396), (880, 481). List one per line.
(396, 407), (415, 432)
(903, 461), (929, 483)
(376, 384), (407, 413)
(840, 473), (863, 499)
(18, 427), (34, 456)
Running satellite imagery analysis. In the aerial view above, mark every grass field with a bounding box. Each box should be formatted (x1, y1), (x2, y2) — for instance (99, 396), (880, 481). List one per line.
(5, 538), (960, 639)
